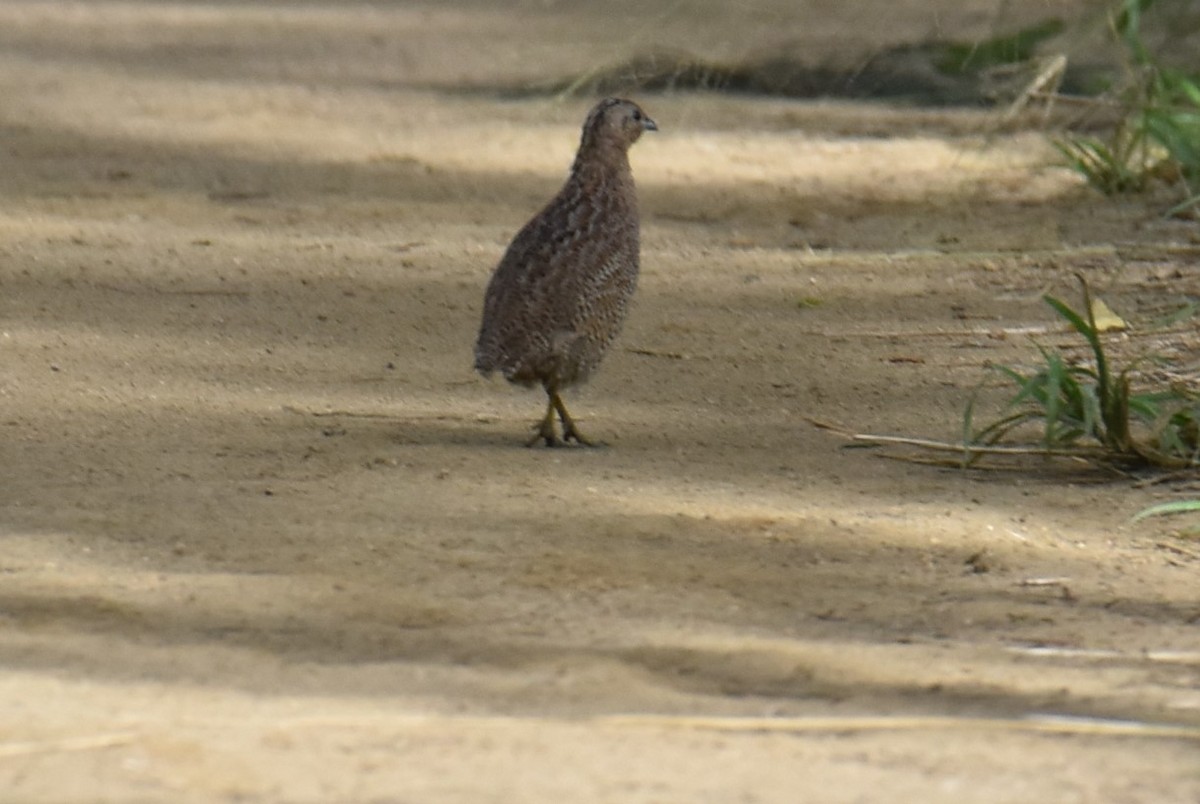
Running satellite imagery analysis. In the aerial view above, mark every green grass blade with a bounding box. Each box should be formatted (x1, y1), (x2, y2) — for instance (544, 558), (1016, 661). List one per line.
(1045, 288), (1112, 417)
(1149, 300), (1198, 328)
(1043, 293), (1095, 343)
(1131, 499), (1200, 522)
(1042, 353), (1065, 445)
(1165, 192), (1200, 218)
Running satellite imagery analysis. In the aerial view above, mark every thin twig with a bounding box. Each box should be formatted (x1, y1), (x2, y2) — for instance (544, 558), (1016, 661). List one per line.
(873, 453), (1067, 471)
(1002, 54), (1067, 123)
(1133, 470), (1200, 488)
(627, 347), (688, 360)
(0, 733), (137, 760)
(794, 326), (1052, 340)
(1026, 91), (1125, 109)
(1154, 541), (1200, 561)
(1017, 577), (1073, 587)
(807, 418), (1104, 458)
(242, 712), (1200, 741)
(597, 714), (1200, 740)
(853, 433), (1099, 457)
(281, 406), (467, 422)
(93, 282), (250, 297)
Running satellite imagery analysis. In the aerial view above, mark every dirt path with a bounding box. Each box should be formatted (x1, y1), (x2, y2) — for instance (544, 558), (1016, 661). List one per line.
(1, 2), (1199, 802)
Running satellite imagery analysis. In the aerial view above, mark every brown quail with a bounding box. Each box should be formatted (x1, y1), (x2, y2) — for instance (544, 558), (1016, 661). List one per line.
(474, 98), (657, 447)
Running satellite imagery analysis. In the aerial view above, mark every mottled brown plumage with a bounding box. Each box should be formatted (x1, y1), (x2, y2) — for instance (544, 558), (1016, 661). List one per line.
(475, 98), (657, 446)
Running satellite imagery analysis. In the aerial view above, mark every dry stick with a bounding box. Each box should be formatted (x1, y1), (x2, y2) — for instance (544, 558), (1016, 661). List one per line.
(806, 418), (1104, 458)
(1154, 541), (1200, 561)
(231, 713), (1200, 741)
(1017, 577), (1072, 587)
(793, 325), (1194, 343)
(848, 432), (1097, 457)
(1002, 53), (1067, 123)
(598, 714), (1200, 740)
(627, 347), (687, 360)
(1026, 91), (1126, 109)
(792, 326), (1052, 340)
(92, 282), (249, 297)
(1134, 470), (1200, 488)
(874, 454), (1041, 471)
(282, 406), (466, 421)
(0, 733), (137, 760)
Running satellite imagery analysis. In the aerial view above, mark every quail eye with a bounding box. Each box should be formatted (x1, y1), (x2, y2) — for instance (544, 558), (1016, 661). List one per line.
(631, 109), (642, 121)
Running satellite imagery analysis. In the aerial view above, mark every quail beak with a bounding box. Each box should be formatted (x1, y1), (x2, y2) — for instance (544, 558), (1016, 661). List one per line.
(642, 116), (658, 132)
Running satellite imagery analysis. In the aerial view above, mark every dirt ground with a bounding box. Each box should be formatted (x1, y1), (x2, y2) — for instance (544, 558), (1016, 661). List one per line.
(2, 2), (1200, 802)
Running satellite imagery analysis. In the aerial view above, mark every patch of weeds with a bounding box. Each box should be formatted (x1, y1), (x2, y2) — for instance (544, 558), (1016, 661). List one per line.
(936, 19), (1066, 76)
(1052, 120), (1169, 194)
(1055, 0), (1200, 214)
(532, 20), (1077, 107)
(965, 277), (1200, 469)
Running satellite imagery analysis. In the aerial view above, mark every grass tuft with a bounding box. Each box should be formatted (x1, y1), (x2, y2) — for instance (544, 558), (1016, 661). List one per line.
(1055, 0), (1200, 215)
(966, 277), (1200, 469)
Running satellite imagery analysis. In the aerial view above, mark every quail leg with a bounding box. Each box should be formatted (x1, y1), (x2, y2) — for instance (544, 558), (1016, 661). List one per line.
(551, 391), (599, 447)
(527, 395), (562, 447)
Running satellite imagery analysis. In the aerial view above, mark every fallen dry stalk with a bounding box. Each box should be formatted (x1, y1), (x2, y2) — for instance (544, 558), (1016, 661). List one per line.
(598, 714), (1200, 740)
(807, 418), (1105, 459)
(0, 732), (137, 760)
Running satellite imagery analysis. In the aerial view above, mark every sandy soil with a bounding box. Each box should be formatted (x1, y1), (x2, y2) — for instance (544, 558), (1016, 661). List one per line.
(2, 2), (1199, 802)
